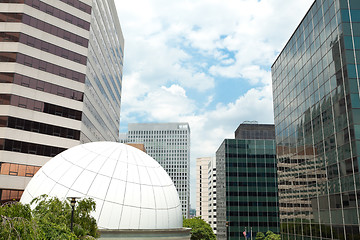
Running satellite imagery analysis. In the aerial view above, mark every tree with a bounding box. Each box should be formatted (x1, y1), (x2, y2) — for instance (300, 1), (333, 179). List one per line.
(0, 195), (99, 239)
(255, 231), (280, 240)
(183, 216), (216, 240)
(256, 232), (265, 240)
(264, 230), (280, 240)
(0, 201), (43, 239)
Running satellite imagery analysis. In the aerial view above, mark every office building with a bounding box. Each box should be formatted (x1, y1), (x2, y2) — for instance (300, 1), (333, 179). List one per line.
(0, 0), (124, 203)
(196, 157), (212, 222)
(272, 0), (360, 239)
(196, 157), (210, 221)
(208, 157), (217, 234)
(123, 123), (190, 218)
(216, 123), (279, 240)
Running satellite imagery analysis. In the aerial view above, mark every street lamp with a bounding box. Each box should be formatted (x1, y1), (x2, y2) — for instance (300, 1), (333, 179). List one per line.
(67, 197), (80, 232)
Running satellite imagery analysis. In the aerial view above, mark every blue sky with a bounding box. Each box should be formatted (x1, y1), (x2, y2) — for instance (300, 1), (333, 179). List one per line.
(115, 0), (314, 209)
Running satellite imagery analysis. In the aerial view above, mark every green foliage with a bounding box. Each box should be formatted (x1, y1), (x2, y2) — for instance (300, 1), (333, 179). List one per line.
(255, 232), (265, 240)
(0, 195), (99, 239)
(183, 216), (216, 240)
(31, 195), (99, 239)
(255, 231), (280, 240)
(72, 198), (98, 238)
(0, 201), (42, 239)
(264, 231), (280, 240)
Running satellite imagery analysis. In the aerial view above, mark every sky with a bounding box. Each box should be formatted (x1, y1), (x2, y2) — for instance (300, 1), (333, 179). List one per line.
(115, 0), (315, 209)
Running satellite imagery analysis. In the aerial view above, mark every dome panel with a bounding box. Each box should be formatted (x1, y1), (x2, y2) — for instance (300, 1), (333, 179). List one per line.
(40, 155), (65, 173)
(30, 173), (57, 197)
(120, 205), (141, 229)
(87, 174), (111, 199)
(98, 201), (122, 229)
(20, 142), (182, 230)
(156, 209), (169, 229)
(123, 182), (141, 207)
(98, 158), (117, 177)
(137, 166), (151, 185)
(168, 208), (181, 228)
(140, 208), (156, 229)
(49, 182), (70, 197)
(153, 186), (167, 208)
(105, 178), (126, 204)
(61, 147), (92, 168)
(112, 161), (128, 181)
(126, 164), (140, 184)
(164, 185), (179, 209)
(57, 164), (83, 188)
(46, 159), (72, 182)
(86, 154), (109, 173)
(140, 185), (155, 209)
(70, 170), (97, 194)
(146, 167), (162, 186)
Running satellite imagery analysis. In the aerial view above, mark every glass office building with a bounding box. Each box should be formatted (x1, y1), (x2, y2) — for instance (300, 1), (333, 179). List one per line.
(272, 0), (360, 239)
(0, 0), (124, 203)
(216, 123), (279, 240)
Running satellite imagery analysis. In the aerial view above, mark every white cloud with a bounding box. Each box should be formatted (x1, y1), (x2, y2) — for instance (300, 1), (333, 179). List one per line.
(115, 0), (314, 208)
(120, 84), (196, 123)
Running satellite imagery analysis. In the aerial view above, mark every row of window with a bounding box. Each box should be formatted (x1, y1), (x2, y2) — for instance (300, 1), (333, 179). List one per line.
(0, 94), (82, 120)
(227, 191), (277, 197)
(227, 181), (277, 187)
(0, 72), (83, 101)
(0, 13), (88, 47)
(228, 211), (278, 217)
(129, 130), (189, 134)
(60, 0), (91, 14)
(227, 172), (276, 178)
(226, 153), (276, 159)
(0, 162), (40, 177)
(0, 0), (91, 14)
(279, 203), (311, 208)
(227, 201), (278, 207)
(7, 32), (87, 64)
(1, 0), (90, 30)
(24, 0), (90, 30)
(0, 52), (85, 83)
(0, 138), (66, 157)
(228, 221), (279, 228)
(0, 116), (81, 140)
(0, 189), (23, 203)
(226, 162), (277, 168)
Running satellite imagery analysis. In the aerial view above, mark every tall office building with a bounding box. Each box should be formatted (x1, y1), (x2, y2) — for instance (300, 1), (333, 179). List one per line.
(272, 0), (360, 239)
(216, 123), (279, 240)
(0, 0), (124, 203)
(196, 157), (211, 222)
(196, 156), (217, 233)
(208, 157), (217, 234)
(124, 123), (190, 218)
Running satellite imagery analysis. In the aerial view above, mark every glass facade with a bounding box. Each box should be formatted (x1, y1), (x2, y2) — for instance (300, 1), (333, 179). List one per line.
(272, 0), (360, 239)
(216, 138), (279, 240)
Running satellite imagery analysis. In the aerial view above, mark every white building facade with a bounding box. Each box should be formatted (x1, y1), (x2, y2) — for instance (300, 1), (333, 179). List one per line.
(124, 123), (190, 218)
(208, 157), (217, 234)
(0, 0), (124, 203)
(196, 157), (210, 221)
(196, 157), (217, 234)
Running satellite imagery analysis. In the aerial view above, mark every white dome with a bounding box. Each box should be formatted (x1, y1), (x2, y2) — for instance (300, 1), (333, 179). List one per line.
(20, 142), (183, 230)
